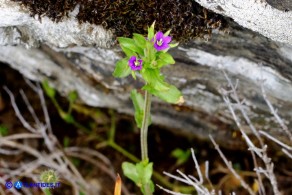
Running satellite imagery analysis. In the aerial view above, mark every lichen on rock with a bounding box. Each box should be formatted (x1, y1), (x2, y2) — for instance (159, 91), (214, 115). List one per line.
(11, 0), (227, 42)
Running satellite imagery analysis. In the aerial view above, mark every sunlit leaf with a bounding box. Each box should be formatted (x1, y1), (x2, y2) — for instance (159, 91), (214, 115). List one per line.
(118, 37), (143, 56)
(164, 29), (171, 36)
(156, 52), (175, 68)
(147, 21), (155, 40)
(122, 161), (155, 195)
(133, 33), (146, 48)
(169, 42), (179, 48)
(143, 84), (183, 104)
(122, 162), (139, 184)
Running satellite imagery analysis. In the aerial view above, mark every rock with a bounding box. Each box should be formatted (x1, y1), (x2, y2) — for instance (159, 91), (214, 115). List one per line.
(266, 0), (292, 11)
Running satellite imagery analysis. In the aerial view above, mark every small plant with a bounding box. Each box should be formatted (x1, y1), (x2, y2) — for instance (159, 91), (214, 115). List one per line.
(113, 22), (183, 194)
(42, 81), (90, 133)
(40, 170), (59, 183)
(40, 169), (59, 195)
(171, 148), (191, 167)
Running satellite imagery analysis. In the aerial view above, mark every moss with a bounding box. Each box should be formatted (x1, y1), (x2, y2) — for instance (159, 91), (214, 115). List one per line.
(12, 0), (227, 42)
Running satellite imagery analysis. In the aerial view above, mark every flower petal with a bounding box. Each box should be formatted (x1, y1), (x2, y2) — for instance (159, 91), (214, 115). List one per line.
(163, 36), (172, 44)
(129, 56), (136, 64)
(156, 43), (169, 51)
(153, 32), (172, 51)
(128, 56), (142, 71)
(155, 31), (164, 40)
(154, 43), (160, 51)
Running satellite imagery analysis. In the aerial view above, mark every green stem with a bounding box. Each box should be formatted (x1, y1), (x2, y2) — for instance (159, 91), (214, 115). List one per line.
(140, 91), (152, 195)
(43, 189), (52, 195)
(108, 110), (116, 143)
(140, 90), (152, 161)
(108, 141), (139, 162)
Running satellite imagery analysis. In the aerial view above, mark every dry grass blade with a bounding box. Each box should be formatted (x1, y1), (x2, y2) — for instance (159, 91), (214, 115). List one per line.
(114, 174), (122, 195)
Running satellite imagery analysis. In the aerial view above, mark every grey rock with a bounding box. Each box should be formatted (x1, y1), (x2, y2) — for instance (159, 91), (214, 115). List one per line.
(266, 0), (292, 11)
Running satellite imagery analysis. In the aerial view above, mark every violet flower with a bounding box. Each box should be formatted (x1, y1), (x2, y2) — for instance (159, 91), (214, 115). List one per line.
(128, 56), (143, 70)
(153, 31), (171, 51)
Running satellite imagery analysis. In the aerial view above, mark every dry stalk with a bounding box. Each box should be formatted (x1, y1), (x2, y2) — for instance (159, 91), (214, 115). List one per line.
(0, 81), (117, 195)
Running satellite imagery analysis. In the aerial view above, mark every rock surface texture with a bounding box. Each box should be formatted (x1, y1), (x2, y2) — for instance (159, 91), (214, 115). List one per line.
(0, 0), (292, 148)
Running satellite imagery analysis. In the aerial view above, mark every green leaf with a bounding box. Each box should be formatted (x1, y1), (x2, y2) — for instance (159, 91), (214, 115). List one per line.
(130, 90), (144, 128)
(130, 90), (151, 128)
(143, 84), (184, 104)
(141, 69), (170, 91)
(131, 71), (137, 80)
(118, 37), (143, 56)
(157, 52), (175, 68)
(68, 91), (78, 103)
(122, 161), (155, 195)
(169, 42), (179, 48)
(164, 29), (171, 36)
(139, 162), (153, 185)
(144, 41), (156, 64)
(147, 21), (155, 40)
(145, 180), (155, 195)
(121, 46), (136, 57)
(136, 162), (154, 194)
(133, 33), (146, 48)
(42, 80), (56, 99)
(122, 162), (139, 184)
(113, 59), (131, 78)
(171, 148), (191, 166)
(60, 111), (75, 124)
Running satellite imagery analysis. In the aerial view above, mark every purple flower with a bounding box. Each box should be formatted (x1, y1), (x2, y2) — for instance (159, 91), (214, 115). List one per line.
(153, 31), (171, 51)
(128, 56), (143, 70)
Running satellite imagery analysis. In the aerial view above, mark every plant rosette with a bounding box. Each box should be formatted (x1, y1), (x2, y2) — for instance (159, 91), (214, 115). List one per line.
(113, 22), (183, 105)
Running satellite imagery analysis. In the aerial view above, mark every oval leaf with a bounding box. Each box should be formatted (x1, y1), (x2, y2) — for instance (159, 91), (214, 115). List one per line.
(122, 162), (139, 183)
(158, 52), (175, 66)
(113, 59), (131, 78)
(143, 84), (183, 104)
(133, 33), (146, 48)
(118, 37), (143, 56)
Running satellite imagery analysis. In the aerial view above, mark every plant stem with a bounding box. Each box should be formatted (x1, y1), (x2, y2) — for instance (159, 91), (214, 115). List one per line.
(108, 109), (116, 143)
(43, 189), (52, 195)
(140, 91), (152, 195)
(141, 90), (152, 161)
(108, 141), (139, 162)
